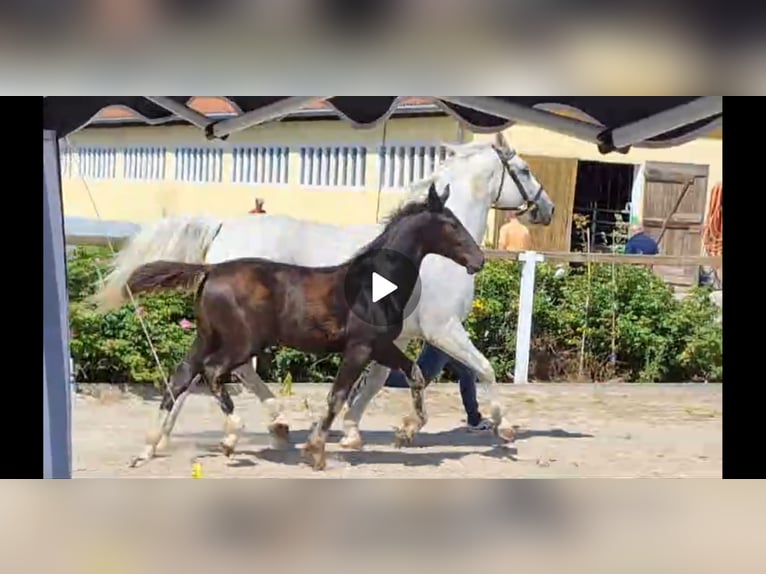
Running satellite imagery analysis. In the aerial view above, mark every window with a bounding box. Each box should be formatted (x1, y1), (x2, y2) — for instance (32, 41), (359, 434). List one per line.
(74, 147), (117, 179)
(379, 144), (446, 189)
(174, 146), (223, 183)
(300, 146), (367, 188)
(124, 147), (167, 180)
(232, 146), (290, 184)
(59, 143), (74, 178)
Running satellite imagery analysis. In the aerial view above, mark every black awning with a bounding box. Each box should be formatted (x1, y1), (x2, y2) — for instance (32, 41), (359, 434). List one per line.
(43, 96), (722, 154)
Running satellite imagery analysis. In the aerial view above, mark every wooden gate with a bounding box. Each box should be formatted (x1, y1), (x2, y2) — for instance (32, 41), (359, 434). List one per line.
(493, 155), (578, 252)
(641, 161), (709, 286)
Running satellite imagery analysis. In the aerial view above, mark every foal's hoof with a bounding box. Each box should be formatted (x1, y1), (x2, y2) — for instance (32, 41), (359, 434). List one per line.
(268, 421), (291, 450)
(393, 427), (415, 448)
(221, 442), (235, 457)
(301, 444), (326, 471)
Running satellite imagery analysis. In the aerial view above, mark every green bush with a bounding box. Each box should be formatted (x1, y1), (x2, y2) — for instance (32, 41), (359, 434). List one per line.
(67, 247), (722, 385)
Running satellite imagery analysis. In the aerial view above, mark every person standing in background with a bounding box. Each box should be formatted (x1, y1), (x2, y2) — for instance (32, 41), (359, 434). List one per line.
(624, 223), (659, 255)
(497, 212), (531, 251)
(249, 197), (266, 215)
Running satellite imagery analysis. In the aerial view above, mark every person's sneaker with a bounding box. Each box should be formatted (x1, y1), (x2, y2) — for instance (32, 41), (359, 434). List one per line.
(466, 418), (494, 433)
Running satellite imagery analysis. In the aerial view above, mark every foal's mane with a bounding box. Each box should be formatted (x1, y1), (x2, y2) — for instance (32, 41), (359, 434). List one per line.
(351, 199), (435, 260)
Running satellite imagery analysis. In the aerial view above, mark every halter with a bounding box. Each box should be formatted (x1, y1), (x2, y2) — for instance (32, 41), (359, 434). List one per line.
(491, 144), (545, 214)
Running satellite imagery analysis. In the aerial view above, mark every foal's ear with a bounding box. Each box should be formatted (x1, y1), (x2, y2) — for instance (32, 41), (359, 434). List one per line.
(440, 184), (451, 205)
(426, 183), (443, 212)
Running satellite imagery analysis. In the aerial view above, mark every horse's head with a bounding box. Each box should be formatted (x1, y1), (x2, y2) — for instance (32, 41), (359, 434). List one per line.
(416, 183), (485, 274)
(442, 135), (555, 226)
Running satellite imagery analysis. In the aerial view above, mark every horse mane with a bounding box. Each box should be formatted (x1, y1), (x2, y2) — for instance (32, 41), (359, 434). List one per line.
(402, 140), (498, 202)
(347, 140), (499, 261)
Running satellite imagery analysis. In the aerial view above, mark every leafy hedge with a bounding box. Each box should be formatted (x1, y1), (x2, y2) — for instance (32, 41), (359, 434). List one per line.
(67, 246), (722, 385)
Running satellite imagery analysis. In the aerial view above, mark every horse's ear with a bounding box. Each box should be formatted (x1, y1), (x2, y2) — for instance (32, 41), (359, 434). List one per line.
(440, 184), (451, 206)
(494, 132), (509, 148)
(426, 183), (442, 211)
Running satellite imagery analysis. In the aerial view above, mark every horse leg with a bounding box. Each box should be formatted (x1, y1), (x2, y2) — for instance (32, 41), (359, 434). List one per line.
(129, 338), (204, 468)
(232, 360), (290, 450)
(371, 342), (428, 448)
(302, 344), (372, 470)
(340, 362), (391, 450)
(423, 318), (516, 443)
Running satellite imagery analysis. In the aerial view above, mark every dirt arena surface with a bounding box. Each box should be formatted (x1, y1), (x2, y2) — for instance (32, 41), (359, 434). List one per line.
(73, 383), (722, 478)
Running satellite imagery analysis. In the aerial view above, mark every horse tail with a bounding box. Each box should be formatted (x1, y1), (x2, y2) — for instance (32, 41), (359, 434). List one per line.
(91, 216), (222, 311)
(125, 261), (211, 297)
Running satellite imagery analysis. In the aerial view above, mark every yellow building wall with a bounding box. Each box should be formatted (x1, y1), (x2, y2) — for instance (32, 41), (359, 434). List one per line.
(62, 114), (721, 251)
(62, 116), (464, 226)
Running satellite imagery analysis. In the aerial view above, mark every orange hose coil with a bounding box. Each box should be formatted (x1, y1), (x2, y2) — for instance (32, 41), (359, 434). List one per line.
(702, 182), (722, 257)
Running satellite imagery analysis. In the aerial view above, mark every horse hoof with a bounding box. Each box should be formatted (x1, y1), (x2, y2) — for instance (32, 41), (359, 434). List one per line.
(339, 431), (364, 450)
(268, 422), (291, 450)
(496, 423), (517, 443)
(128, 456), (146, 469)
(156, 435), (169, 452)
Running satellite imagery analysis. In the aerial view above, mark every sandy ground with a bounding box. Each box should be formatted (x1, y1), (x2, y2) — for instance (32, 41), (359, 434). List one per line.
(73, 383), (722, 478)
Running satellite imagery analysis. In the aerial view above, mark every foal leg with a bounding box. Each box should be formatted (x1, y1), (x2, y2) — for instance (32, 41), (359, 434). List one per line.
(211, 382), (242, 457)
(340, 338), (410, 449)
(204, 345), (251, 457)
(302, 344), (372, 471)
(372, 342), (428, 448)
(129, 340), (203, 468)
(232, 361), (290, 450)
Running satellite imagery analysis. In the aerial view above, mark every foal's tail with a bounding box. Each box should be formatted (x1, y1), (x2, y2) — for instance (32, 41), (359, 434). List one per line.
(91, 215), (222, 312)
(126, 261), (211, 298)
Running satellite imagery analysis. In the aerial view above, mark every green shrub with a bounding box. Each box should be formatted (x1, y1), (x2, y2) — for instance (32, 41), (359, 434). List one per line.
(67, 247), (722, 385)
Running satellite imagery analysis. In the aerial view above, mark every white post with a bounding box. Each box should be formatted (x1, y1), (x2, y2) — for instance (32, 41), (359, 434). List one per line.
(514, 251), (544, 384)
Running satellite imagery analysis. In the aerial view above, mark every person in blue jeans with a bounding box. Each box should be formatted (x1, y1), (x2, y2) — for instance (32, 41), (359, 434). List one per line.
(385, 342), (494, 432)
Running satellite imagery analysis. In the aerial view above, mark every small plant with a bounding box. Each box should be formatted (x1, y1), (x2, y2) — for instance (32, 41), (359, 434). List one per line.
(280, 371), (294, 397)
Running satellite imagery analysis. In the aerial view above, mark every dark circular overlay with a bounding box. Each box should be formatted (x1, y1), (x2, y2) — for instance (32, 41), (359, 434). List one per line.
(343, 248), (422, 329)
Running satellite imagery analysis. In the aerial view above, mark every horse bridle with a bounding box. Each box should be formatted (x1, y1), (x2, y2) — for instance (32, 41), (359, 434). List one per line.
(491, 145), (545, 214)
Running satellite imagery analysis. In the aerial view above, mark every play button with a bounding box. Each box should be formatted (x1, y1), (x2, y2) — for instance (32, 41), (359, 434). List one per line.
(371, 272), (397, 303)
(343, 248), (422, 329)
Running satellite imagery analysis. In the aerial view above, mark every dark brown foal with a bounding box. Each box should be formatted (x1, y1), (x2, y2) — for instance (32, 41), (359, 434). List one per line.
(125, 183), (485, 470)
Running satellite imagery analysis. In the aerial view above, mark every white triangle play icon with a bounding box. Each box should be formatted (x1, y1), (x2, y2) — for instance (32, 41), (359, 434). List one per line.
(372, 272), (398, 303)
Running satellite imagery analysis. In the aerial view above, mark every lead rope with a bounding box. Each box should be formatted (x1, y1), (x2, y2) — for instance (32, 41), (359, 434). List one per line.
(66, 139), (175, 405)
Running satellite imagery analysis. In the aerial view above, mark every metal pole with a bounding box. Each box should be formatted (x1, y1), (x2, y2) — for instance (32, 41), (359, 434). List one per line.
(145, 97), (213, 130)
(514, 251), (544, 384)
(609, 97), (722, 150)
(439, 96), (604, 144)
(43, 130), (72, 478)
(210, 97), (330, 139)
